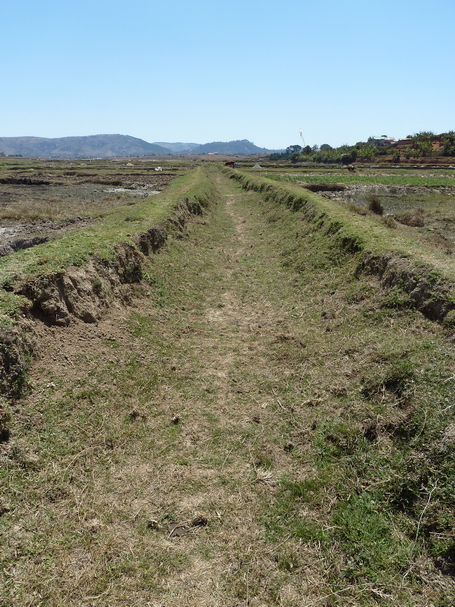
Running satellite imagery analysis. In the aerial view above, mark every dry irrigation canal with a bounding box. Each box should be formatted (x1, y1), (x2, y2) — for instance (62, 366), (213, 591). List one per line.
(2, 164), (455, 606)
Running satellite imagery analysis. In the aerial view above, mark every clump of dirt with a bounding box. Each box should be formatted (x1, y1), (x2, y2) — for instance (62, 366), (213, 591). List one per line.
(0, 177), (51, 186)
(0, 398), (11, 442)
(0, 320), (36, 398)
(136, 226), (167, 255)
(302, 183), (346, 192)
(15, 244), (143, 326)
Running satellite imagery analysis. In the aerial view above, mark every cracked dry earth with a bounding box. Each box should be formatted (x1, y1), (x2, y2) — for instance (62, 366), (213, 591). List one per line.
(5, 171), (454, 606)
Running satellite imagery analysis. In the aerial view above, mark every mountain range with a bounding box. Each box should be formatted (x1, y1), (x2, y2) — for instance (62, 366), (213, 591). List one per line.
(0, 135), (276, 158)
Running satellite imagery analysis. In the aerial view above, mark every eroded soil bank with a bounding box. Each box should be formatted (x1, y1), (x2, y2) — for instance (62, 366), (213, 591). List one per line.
(2, 170), (455, 606)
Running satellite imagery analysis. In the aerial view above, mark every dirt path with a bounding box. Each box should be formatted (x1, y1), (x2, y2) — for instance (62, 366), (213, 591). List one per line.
(3, 169), (455, 606)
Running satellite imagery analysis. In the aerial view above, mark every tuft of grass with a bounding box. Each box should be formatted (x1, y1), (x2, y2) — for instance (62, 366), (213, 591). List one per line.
(367, 193), (384, 215)
(396, 208), (425, 227)
(332, 493), (413, 584)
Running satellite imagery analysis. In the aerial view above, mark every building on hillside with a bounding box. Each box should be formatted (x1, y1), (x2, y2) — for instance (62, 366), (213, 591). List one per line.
(368, 135), (396, 146)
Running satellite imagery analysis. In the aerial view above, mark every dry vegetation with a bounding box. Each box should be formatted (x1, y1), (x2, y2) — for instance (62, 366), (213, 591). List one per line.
(1, 162), (455, 605)
(0, 158), (187, 256)
(263, 166), (455, 250)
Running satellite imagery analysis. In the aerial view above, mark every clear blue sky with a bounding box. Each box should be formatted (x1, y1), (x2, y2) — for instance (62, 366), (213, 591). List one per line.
(3, 0), (454, 150)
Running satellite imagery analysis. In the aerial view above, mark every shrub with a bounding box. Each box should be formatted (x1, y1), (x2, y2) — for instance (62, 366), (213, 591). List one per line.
(442, 131), (455, 157)
(367, 194), (384, 215)
(382, 215), (397, 228)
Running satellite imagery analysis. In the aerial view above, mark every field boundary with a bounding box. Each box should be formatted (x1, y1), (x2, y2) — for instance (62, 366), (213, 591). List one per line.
(0, 168), (217, 399)
(2, 164), (455, 405)
(226, 167), (455, 324)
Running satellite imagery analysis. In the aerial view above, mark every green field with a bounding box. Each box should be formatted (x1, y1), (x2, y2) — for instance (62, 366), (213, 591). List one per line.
(263, 168), (455, 187)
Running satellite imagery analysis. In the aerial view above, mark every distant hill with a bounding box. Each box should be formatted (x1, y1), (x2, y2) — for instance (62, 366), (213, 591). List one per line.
(188, 139), (273, 155)
(0, 135), (279, 158)
(153, 142), (200, 153)
(0, 135), (171, 158)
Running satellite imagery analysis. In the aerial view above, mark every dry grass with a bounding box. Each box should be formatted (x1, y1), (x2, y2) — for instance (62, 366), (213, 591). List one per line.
(1, 167), (455, 605)
(0, 159), (183, 223)
(395, 208), (425, 227)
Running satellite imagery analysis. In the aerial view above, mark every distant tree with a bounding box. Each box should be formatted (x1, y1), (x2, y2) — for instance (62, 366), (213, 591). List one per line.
(408, 132), (436, 157)
(341, 149), (357, 164)
(320, 144), (332, 151)
(442, 131), (455, 156)
(413, 131), (436, 142)
(357, 144), (376, 161)
(375, 146), (389, 156)
(286, 145), (302, 156)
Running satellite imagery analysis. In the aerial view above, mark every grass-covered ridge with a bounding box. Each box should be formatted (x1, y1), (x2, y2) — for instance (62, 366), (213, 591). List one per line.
(2, 168), (455, 605)
(227, 168), (455, 321)
(0, 166), (214, 322)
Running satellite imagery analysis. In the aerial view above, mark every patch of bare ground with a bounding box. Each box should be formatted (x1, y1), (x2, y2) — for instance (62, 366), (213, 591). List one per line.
(2, 168), (455, 606)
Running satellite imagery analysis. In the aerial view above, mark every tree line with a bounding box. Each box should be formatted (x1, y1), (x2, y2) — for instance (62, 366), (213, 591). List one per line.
(269, 131), (455, 164)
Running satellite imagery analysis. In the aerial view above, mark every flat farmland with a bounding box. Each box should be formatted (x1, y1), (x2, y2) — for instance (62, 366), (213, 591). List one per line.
(0, 157), (189, 256)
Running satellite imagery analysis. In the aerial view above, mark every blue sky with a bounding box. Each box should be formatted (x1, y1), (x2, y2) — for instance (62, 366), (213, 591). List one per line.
(3, 0), (454, 150)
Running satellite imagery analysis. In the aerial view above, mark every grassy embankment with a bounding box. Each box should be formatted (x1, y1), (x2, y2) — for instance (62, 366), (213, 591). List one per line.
(0, 158), (184, 222)
(222, 168), (455, 604)
(232, 168), (455, 285)
(0, 164), (213, 402)
(0, 165), (212, 325)
(1, 165), (455, 605)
